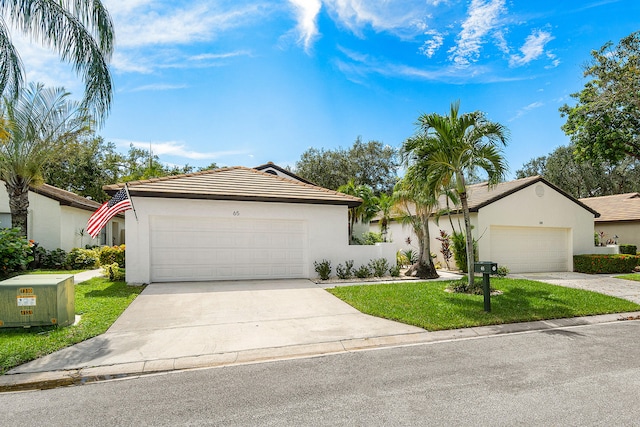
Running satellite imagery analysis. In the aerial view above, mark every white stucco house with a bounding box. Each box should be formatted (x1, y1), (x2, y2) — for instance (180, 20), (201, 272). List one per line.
(372, 176), (600, 273)
(580, 192), (640, 250)
(0, 181), (125, 251)
(105, 166), (395, 284)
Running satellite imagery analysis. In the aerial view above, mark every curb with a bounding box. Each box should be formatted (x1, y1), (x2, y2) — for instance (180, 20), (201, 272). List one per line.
(2, 311), (639, 393)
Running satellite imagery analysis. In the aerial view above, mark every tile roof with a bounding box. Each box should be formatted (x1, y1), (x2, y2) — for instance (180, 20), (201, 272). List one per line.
(579, 193), (640, 222)
(103, 166), (362, 207)
(253, 162), (316, 185)
(29, 183), (102, 212)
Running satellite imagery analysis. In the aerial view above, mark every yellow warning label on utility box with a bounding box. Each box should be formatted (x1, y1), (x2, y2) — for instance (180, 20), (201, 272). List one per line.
(17, 295), (36, 306)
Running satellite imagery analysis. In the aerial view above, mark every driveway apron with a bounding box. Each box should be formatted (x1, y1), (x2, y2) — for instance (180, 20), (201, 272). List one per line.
(513, 272), (640, 304)
(9, 279), (423, 374)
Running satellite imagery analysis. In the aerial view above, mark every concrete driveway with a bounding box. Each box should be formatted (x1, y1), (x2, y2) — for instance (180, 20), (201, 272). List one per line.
(8, 279), (424, 375)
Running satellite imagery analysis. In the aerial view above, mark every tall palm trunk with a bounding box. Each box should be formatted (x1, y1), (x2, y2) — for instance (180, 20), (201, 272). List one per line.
(5, 178), (30, 236)
(459, 191), (475, 287)
(415, 214), (439, 279)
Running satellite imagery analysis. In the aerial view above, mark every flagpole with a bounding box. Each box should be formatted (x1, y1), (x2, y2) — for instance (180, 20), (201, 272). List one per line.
(124, 183), (139, 222)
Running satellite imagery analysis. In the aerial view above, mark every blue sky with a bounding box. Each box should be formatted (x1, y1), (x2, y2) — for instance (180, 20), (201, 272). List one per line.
(17, 0), (640, 178)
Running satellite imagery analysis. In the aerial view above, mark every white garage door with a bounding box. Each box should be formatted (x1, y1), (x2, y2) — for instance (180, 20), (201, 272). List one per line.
(150, 216), (308, 282)
(490, 226), (569, 273)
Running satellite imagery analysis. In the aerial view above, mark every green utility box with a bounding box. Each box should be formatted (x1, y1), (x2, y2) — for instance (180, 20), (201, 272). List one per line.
(0, 274), (75, 328)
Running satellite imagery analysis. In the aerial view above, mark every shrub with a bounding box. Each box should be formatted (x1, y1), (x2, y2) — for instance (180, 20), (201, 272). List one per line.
(495, 266), (510, 277)
(389, 264), (401, 277)
(99, 244), (126, 267)
(369, 258), (390, 277)
(436, 230), (453, 269)
(66, 247), (99, 269)
(0, 228), (33, 277)
(574, 254), (640, 274)
(449, 276), (491, 295)
(353, 232), (384, 245)
(451, 231), (478, 273)
(336, 260), (354, 280)
(620, 245), (637, 255)
(354, 264), (372, 278)
(403, 249), (418, 265)
(314, 259), (332, 280)
(102, 262), (126, 281)
(43, 248), (68, 269)
(396, 251), (410, 267)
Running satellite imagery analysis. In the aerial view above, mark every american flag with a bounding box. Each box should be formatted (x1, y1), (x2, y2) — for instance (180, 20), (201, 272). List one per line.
(86, 188), (132, 238)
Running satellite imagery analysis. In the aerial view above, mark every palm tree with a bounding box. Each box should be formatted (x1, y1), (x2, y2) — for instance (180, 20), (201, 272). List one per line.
(402, 101), (508, 287)
(0, 0), (114, 122)
(338, 180), (379, 243)
(0, 83), (92, 236)
(392, 172), (439, 279)
(377, 192), (394, 241)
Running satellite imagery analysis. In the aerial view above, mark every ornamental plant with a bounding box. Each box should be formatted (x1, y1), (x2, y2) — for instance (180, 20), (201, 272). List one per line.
(0, 227), (33, 277)
(574, 254), (640, 274)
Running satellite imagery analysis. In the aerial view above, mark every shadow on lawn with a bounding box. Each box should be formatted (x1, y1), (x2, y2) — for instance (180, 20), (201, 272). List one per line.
(83, 282), (145, 298)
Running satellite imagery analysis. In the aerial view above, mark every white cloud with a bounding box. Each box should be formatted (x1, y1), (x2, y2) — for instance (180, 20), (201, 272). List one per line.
(509, 30), (554, 67)
(114, 140), (250, 160)
(287, 0), (322, 52)
(419, 31), (445, 58)
(129, 84), (188, 92)
(323, 0), (430, 37)
(448, 0), (507, 67)
(510, 101), (544, 121)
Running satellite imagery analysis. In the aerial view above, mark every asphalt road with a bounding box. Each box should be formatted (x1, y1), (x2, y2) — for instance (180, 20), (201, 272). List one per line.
(2, 320), (639, 426)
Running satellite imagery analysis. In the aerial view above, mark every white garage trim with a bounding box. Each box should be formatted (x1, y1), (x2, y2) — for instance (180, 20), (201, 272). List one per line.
(150, 216), (308, 282)
(490, 226), (570, 273)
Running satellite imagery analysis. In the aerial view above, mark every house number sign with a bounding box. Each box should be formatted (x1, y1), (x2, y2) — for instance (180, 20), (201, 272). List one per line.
(233, 211), (240, 216)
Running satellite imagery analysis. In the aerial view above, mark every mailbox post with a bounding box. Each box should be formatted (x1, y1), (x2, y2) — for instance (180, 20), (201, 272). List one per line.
(474, 261), (497, 312)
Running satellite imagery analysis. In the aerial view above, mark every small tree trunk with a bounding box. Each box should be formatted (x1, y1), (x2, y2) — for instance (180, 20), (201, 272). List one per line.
(6, 178), (30, 237)
(460, 192), (475, 288)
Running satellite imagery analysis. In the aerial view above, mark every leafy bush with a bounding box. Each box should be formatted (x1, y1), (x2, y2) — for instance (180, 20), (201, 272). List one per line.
(66, 248), (99, 269)
(389, 264), (401, 277)
(43, 248), (68, 269)
(436, 230), (453, 269)
(0, 228), (33, 277)
(451, 231), (478, 273)
(354, 264), (372, 278)
(403, 249), (418, 265)
(102, 262), (126, 281)
(99, 244), (126, 267)
(574, 254), (640, 274)
(336, 260), (354, 280)
(353, 232), (384, 245)
(314, 259), (332, 280)
(396, 251), (410, 267)
(449, 276), (491, 295)
(620, 245), (637, 255)
(495, 266), (510, 277)
(369, 258), (390, 277)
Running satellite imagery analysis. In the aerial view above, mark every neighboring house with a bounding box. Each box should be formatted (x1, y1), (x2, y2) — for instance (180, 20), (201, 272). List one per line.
(253, 162), (315, 185)
(579, 193), (640, 249)
(372, 176), (600, 273)
(105, 166), (395, 284)
(0, 181), (125, 251)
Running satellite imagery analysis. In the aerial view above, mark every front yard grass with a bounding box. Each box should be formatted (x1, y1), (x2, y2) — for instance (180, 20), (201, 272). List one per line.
(328, 277), (640, 331)
(614, 273), (640, 282)
(0, 277), (144, 375)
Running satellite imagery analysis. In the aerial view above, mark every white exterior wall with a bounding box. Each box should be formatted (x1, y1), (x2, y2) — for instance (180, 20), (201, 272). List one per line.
(126, 197), (397, 284)
(477, 182), (595, 269)
(595, 222), (640, 250)
(27, 192), (61, 249)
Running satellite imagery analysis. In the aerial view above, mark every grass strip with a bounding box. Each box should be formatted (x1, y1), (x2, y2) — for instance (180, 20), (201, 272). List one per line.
(614, 274), (640, 282)
(328, 278), (640, 331)
(0, 278), (144, 375)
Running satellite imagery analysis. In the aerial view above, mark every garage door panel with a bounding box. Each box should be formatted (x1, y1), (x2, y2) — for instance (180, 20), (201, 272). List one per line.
(150, 216), (308, 282)
(490, 226), (569, 273)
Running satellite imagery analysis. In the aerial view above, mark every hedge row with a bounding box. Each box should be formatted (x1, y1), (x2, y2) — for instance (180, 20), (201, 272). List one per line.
(574, 254), (640, 274)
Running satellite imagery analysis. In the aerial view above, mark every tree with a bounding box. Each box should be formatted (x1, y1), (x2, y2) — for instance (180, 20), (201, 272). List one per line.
(560, 31), (640, 163)
(516, 144), (640, 198)
(0, 83), (92, 235)
(337, 180), (379, 243)
(0, 0), (114, 122)
(376, 192), (394, 242)
(402, 101), (508, 288)
(392, 172), (439, 279)
(295, 137), (399, 193)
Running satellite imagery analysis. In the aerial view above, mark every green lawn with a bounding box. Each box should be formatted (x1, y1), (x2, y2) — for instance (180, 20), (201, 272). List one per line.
(0, 277), (144, 375)
(615, 273), (640, 282)
(328, 278), (640, 331)
(27, 269), (87, 275)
